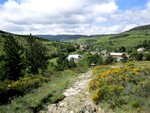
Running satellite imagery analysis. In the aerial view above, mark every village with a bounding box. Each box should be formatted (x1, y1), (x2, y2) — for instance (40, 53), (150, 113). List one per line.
(67, 44), (147, 66)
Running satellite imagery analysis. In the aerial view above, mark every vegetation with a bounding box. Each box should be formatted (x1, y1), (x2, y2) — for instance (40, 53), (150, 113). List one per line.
(0, 24), (150, 112)
(0, 30), (87, 112)
(89, 61), (150, 112)
(0, 70), (77, 113)
(25, 35), (49, 74)
(1, 35), (24, 80)
(74, 25), (150, 53)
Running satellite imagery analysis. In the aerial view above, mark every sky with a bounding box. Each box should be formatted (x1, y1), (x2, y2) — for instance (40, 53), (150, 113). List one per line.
(0, 0), (150, 35)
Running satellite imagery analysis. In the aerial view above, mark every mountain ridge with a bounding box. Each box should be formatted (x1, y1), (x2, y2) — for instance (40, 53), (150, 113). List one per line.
(1, 24), (150, 41)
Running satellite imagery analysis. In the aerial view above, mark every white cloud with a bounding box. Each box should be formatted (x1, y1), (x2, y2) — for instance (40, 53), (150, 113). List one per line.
(0, 0), (150, 35)
(92, 2), (118, 15)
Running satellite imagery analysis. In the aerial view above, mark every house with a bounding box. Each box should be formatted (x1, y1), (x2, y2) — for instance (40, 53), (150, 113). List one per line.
(110, 52), (126, 61)
(90, 51), (98, 55)
(137, 47), (145, 52)
(79, 44), (87, 51)
(101, 50), (109, 57)
(67, 54), (82, 61)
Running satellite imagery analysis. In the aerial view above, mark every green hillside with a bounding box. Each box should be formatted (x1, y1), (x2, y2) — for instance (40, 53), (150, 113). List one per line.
(74, 24), (150, 51)
(0, 30), (49, 54)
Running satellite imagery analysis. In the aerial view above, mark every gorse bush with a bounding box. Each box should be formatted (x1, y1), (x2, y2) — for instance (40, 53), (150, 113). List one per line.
(0, 70), (77, 113)
(0, 76), (50, 104)
(89, 61), (150, 112)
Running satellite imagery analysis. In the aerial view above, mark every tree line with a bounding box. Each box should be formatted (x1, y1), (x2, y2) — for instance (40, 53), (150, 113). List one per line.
(0, 34), (48, 81)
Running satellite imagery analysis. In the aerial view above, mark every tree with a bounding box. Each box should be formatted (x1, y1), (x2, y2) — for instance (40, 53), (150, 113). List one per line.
(97, 55), (103, 65)
(25, 35), (49, 74)
(103, 55), (114, 65)
(119, 46), (126, 52)
(144, 53), (150, 61)
(2, 35), (24, 80)
(56, 53), (69, 71)
(69, 58), (76, 68)
(130, 50), (143, 61)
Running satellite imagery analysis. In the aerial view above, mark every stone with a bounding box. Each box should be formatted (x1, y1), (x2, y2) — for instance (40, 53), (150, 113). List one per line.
(41, 71), (104, 113)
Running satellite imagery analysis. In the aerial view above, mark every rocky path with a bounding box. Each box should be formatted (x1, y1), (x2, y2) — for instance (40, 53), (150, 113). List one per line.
(41, 71), (104, 113)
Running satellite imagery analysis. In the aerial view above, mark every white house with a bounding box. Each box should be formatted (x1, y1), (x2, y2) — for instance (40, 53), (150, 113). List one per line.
(67, 54), (82, 61)
(137, 47), (145, 52)
(110, 52), (126, 61)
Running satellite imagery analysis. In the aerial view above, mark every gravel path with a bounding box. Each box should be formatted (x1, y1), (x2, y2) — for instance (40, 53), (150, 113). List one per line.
(40, 71), (104, 113)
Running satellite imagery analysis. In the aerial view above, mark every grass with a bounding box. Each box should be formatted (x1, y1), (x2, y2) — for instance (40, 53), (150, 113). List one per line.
(0, 69), (78, 113)
(48, 58), (58, 65)
(74, 29), (150, 51)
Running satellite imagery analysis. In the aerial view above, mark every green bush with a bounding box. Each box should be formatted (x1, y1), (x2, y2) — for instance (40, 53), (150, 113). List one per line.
(0, 76), (50, 104)
(89, 62), (150, 112)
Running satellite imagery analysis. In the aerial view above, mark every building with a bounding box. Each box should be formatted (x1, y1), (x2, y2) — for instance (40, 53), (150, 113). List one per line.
(110, 52), (126, 61)
(67, 54), (82, 61)
(79, 44), (87, 51)
(101, 50), (108, 56)
(137, 47), (145, 52)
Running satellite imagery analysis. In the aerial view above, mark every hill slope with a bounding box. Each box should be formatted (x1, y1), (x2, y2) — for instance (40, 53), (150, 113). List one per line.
(35, 34), (88, 41)
(0, 30), (49, 54)
(74, 24), (150, 51)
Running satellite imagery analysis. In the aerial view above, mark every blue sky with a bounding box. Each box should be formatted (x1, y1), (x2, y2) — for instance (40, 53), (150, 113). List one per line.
(0, 0), (7, 4)
(116, 0), (148, 10)
(0, 0), (150, 35)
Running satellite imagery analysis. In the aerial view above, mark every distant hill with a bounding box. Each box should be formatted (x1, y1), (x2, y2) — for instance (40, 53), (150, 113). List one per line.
(0, 30), (48, 41)
(0, 30), (49, 54)
(35, 34), (88, 41)
(109, 24), (150, 40)
(1, 24), (150, 42)
(127, 24), (150, 31)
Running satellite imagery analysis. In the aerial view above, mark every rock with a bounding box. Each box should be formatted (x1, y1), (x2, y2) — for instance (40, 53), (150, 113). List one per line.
(41, 71), (104, 113)
(59, 102), (67, 107)
(47, 104), (56, 112)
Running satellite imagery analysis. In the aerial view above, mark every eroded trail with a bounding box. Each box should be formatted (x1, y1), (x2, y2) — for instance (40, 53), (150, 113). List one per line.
(41, 71), (104, 113)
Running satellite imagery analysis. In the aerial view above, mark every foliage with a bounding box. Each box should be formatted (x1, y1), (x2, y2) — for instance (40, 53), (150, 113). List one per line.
(109, 33), (129, 39)
(0, 76), (50, 104)
(0, 70), (77, 113)
(25, 35), (49, 74)
(84, 54), (104, 67)
(145, 52), (150, 60)
(103, 55), (114, 65)
(56, 53), (69, 71)
(89, 61), (150, 112)
(130, 50), (143, 61)
(1, 35), (24, 81)
(69, 58), (76, 68)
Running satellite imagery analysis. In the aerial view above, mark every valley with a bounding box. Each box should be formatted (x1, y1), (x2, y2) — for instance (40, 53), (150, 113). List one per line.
(0, 24), (150, 113)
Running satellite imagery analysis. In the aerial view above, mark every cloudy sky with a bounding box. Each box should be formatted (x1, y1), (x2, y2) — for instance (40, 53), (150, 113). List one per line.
(0, 0), (150, 35)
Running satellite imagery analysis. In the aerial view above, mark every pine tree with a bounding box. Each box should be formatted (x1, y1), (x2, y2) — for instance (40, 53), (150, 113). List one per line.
(69, 58), (76, 68)
(25, 35), (49, 74)
(2, 35), (24, 80)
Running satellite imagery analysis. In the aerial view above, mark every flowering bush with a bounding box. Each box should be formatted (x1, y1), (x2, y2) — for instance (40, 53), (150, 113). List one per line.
(89, 62), (150, 112)
(0, 76), (50, 104)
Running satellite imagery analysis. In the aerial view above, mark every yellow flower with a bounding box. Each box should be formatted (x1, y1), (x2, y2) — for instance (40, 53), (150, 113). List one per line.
(91, 89), (100, 101)
(132, 68), (140, 74)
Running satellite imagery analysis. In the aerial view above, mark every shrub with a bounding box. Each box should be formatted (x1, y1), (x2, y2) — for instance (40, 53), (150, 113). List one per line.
(89, 62), (150, 112)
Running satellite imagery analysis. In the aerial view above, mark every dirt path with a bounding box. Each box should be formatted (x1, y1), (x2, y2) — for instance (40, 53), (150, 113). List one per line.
(40, 71), (104, 113)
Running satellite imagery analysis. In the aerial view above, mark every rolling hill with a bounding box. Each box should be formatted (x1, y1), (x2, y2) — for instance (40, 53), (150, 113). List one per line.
(74, 24), (150, 51)
(35, 34), (88, 41)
